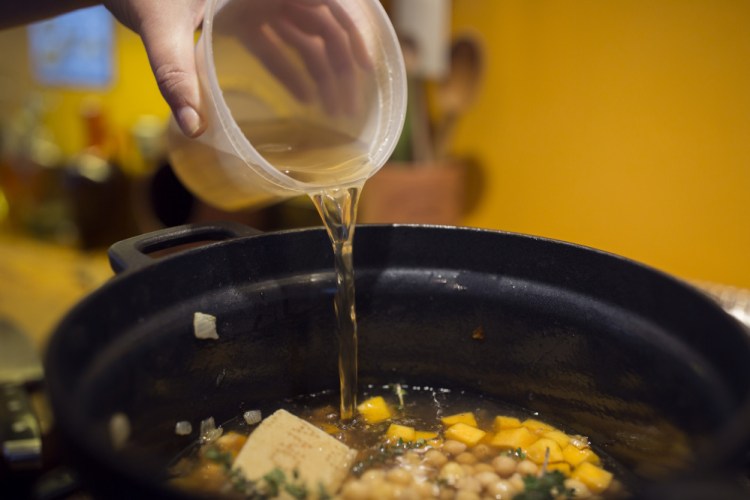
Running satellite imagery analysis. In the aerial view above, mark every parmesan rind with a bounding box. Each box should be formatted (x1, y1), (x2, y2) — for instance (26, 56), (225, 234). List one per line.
(233, 409), (357, 494)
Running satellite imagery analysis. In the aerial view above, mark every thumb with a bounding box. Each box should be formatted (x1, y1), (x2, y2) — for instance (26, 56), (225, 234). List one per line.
(139, 14), (205, 137)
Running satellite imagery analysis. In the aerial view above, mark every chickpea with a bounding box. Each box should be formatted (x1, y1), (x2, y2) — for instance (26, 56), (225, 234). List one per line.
(390, 485), (420, 500)
(461, 463), (476, 476)
(361, 469), (386, 483)
(475, 470), (501, 488)
(370, 481), (395, 499)
(564, 478), (592, 499)
(403, 451), (423, 466)
(340, 480), (371, 500)
(491, 455), (517, 477)
(439, 462), (466, 486)
(424, 449), (449, 468)
(387, 467), (414, 486)
(439, 488), (456, 500)
(455, 452), (478, 465)
(486, 479), (515, 499)
(414, 480), (438, 498)
(455, 490), (481, 500)
(456, 476), (482, 494)
(474, 463), (495, 474)
(516, 459), (538, 477)
(443, 440), (468, 456)
(508, 472), (525, 492)
(471, 444), (493, 461)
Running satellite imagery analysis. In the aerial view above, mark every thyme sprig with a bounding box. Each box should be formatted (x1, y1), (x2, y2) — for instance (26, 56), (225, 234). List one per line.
(202, 445), (327, 499)
(513, 470), (575, 500)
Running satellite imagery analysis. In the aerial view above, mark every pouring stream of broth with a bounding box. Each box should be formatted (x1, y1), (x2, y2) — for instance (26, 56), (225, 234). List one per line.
(252, 119), (368, 420)
(310, 186), (362, 420)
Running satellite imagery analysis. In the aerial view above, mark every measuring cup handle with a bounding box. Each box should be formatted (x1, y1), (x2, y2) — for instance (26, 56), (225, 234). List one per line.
(108, 221), (263, 274)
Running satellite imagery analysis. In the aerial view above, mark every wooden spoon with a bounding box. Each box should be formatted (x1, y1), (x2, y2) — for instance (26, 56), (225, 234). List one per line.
(434, 34), (484, 162)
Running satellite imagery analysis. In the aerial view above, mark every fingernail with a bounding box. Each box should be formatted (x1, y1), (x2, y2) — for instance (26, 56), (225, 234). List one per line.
(176, 106), (204, 137)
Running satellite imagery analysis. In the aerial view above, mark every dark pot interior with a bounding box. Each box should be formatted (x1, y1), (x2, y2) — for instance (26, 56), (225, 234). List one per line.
(44, 224), (750, 498)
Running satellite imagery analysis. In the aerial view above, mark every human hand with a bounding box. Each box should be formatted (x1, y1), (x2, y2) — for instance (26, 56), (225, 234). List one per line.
(216, 0), (373, 117)
(103, 0), (372, 138)
(102, 0), (207, 137)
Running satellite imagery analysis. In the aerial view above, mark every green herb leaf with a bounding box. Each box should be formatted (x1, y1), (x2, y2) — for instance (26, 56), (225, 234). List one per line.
(317, 483), (332, 500)
(263, 468), (286, 497)
(513, 470), (574, 500)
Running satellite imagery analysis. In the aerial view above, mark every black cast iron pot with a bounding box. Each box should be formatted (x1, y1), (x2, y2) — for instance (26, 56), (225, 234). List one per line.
(44, 223), (750, 499)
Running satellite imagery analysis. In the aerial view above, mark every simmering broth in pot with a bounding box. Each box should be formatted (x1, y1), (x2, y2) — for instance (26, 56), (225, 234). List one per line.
(169, 385), (627, 499)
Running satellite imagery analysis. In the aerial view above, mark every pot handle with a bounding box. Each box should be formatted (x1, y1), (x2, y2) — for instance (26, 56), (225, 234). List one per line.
(108, 221), (263, 274)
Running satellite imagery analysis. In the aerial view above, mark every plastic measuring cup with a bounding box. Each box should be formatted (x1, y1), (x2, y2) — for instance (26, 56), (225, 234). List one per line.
(168, 0), (407, 211)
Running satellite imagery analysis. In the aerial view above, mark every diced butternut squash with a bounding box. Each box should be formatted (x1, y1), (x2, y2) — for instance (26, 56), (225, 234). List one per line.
(320, 423), (339, 436)
(493, 415), (522, 432)
(170, 461), (226, 492)
(526, 438), (564, 464)
(414, 430), (439, 441)
(441, 412), (478, 427)
(386, 423), (416, 442)
(546, 462), (572, 476)
(571, 462), (613, 493)
(415, 431), (442, 447)
(542, 430), (571, 449)
(522, 418), (556, 435)
(490, 426), (538, 450)
(479, 431), (495, 445)
(214, 432), (248, 459)
(562, 444), (601, 467)
(444, 423), (487, 447)
(357, 396), (392, 424)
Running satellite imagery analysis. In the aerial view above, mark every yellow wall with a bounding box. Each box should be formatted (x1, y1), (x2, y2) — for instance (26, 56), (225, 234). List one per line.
(451, 0), (750, 288)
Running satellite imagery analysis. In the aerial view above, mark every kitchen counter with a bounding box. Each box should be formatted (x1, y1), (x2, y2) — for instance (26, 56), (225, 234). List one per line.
(0, 230), (114, 353)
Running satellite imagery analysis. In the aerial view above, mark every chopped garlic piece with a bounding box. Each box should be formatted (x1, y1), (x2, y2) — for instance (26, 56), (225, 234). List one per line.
(109, 412), (130, 450)
(199, 417), (223, 443)
(193, 312), (218, 340)
(175, 421), (192, 436)
(243, 410), (262, 426)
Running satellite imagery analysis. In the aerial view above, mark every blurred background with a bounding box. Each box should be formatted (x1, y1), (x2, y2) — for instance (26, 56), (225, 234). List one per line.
(0, 0), (749, 346)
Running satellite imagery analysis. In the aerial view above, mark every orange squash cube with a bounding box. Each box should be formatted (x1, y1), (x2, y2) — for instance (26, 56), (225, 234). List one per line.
(441, 412), (478, 427)
(571, 462), (613, 493)
(357, 396), (392, 424)
(490, 426), (538, 450)
(562, 444), (601, 467)
(526, 438), (565, 464)
(493, 415), (522, 432)
(444, 422), (487, 447)
(386, 423), (416, 442)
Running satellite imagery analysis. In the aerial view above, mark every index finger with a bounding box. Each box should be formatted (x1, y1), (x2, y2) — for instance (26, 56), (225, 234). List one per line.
(324, 0), (374, 70)
(293, 0), (373, 70)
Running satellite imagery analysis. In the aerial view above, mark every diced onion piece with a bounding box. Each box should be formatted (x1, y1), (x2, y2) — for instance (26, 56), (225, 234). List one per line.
(200, 416), (223, 443)
(109, 412), (130, 450)
(243, 410), (262, 426)
(193, 312), (218, 340)
(175, 421), (193, 436)
(569, 434), (591, 450)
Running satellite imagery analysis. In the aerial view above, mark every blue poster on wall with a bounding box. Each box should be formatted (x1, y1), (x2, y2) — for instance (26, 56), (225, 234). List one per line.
(28, 6), (114, 88)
